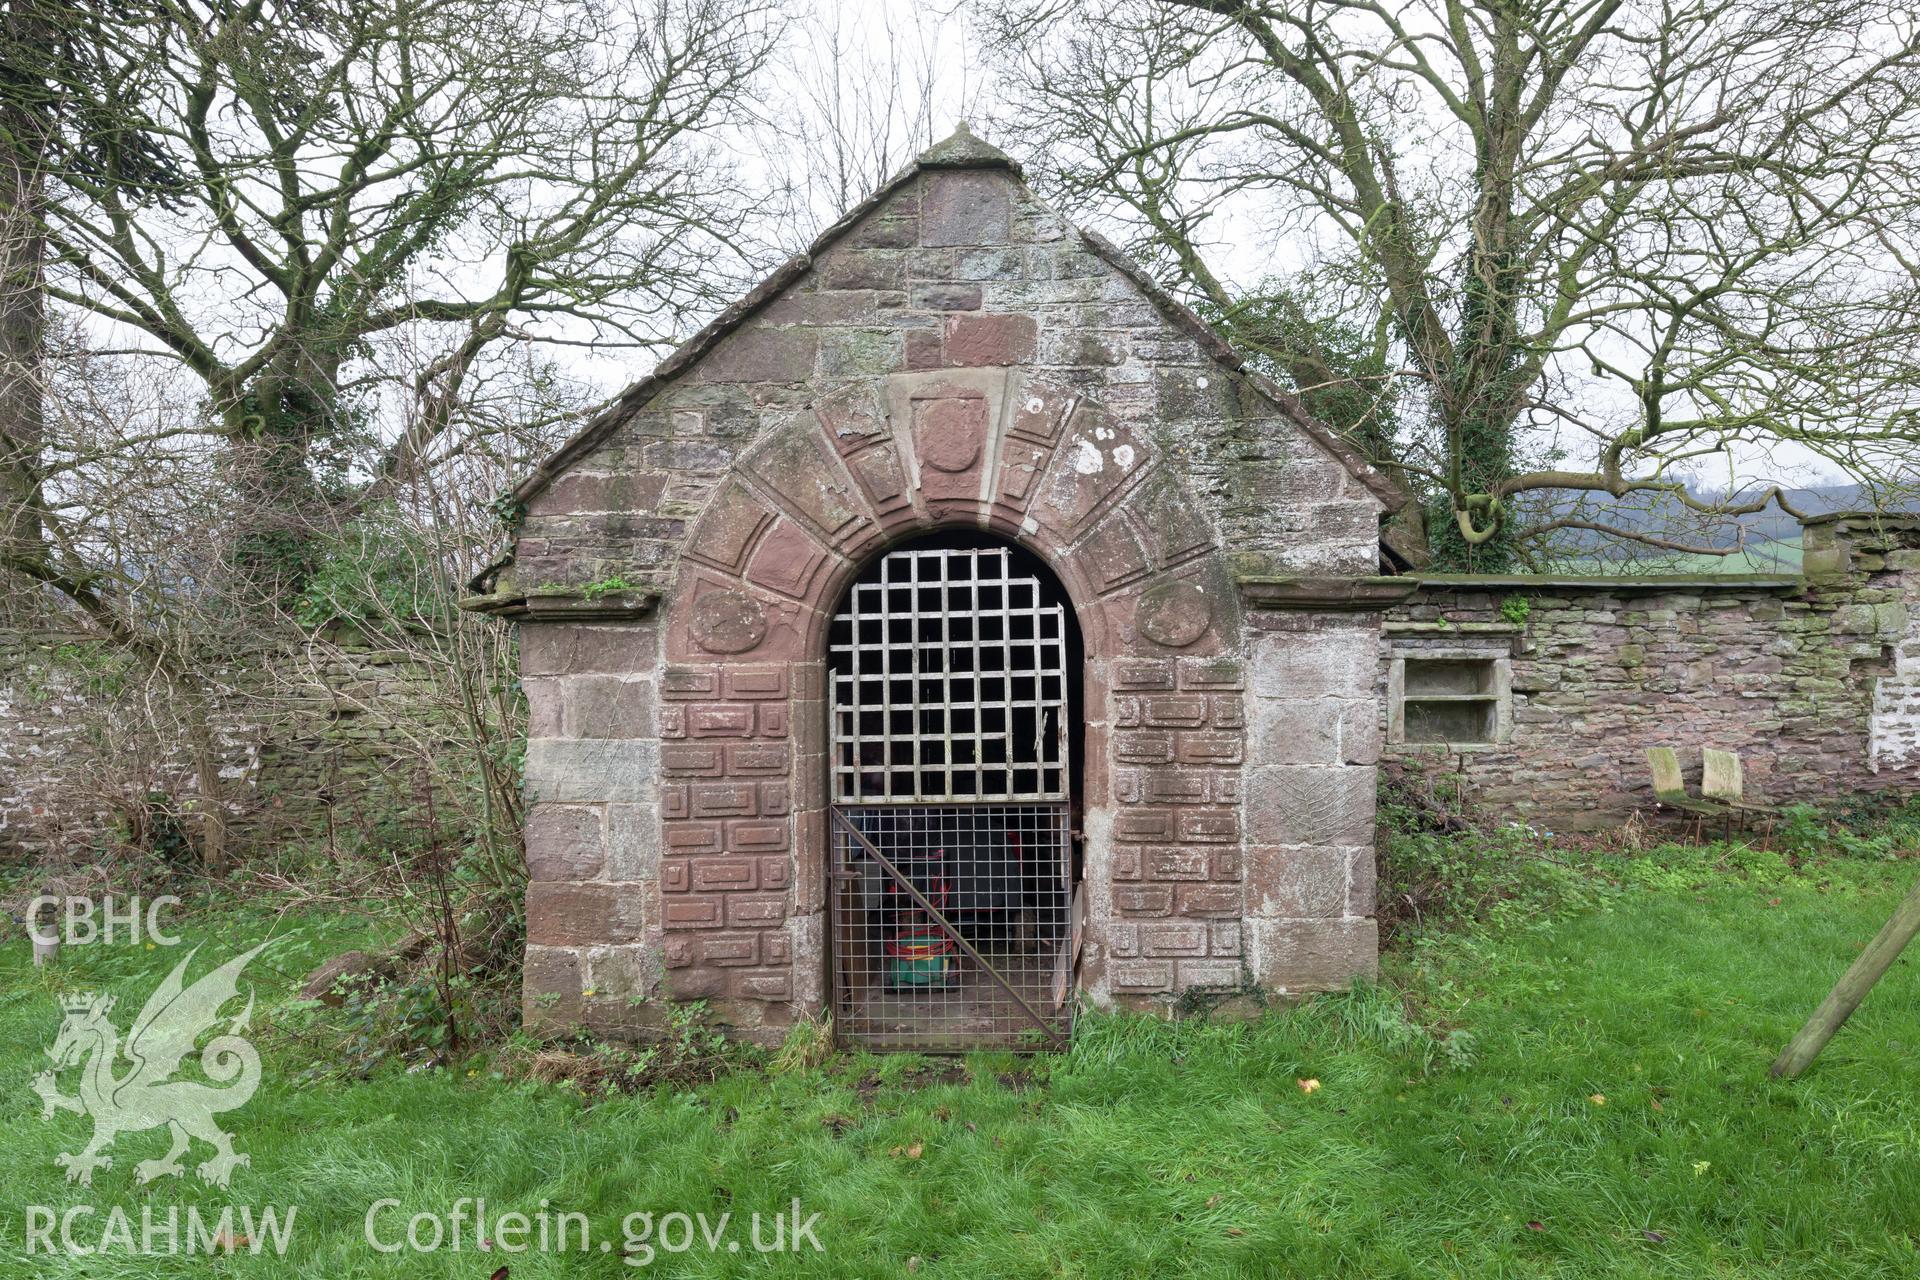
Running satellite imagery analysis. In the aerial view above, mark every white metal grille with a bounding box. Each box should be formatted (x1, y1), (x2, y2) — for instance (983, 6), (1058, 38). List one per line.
(829, 546), (1070, 804)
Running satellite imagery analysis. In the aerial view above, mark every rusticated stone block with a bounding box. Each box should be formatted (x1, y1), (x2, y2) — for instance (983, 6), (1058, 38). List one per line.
(1178, 810), (1238, 842)
(1143, 846), (1209, 881)
(689, 783), (757, 818)
(1110, 960), (1174, 993)
(1176, 883), (1241, 917)
(1116, 731), (1175, 764)
(1140, 922), (1207, 957)
(1113, 659), (1178, 690)
(1114, 808), (1174, 841)
(1177, 961), (1244, 992)
(733, 974), (794, 1005)
(661, 743), (723, 776)
(1141, 695), (1208, 727)
(1178, 732), (1243, 765)
(698, 932), (761, 966)
(662, 894), (724, 929)
(726, 893), (788, 926)
(1113, 884), (1174, 916)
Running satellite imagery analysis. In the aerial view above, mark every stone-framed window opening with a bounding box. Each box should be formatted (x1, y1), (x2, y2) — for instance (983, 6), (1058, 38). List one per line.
(1388, 650), (1513, 748)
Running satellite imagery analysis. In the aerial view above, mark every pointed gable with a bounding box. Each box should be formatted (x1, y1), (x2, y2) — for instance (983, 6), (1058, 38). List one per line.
(482, 126), (1402, 610)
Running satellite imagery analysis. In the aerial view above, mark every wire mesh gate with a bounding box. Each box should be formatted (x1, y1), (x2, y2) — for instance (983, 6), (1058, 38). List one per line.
(827, 545), (1079, 1051)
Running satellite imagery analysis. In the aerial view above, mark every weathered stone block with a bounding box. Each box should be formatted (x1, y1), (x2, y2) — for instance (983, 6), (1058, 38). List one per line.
(1171, 961), (1242, 993)
(582, 944), (662, 1002)
(526, 881), (648, 946)
(520, 623), (653, 676)
(522, 946), (583, 1031)
(563, 675), (656, 740)
(1244, 845), (1350, 918)
(1110, 960), (1175, 993)
(606, 804), (662, 880)
(818, 250), (906, 292)
(911, 282), (982, 310)
(1246, 766), (1377, 846)
(1140, 922), (1208, 957)
(525, 804), (605, 881)
(1249, 698), (1341, 766)
(1248, 630), (1379, 699)
(524, 676), (563, 737)
(696, 326), (818, 382)
(528, 470), (669, 518)
(1245, 917), (1379, 992)
(921, 170), (1012, 245)
(819, 328), (904, 377)
(945, 313), (1037, 366)
(1113, 884), (1174, 915)
(523, 738), (659, 805)
(1167, 886), (1244, 917)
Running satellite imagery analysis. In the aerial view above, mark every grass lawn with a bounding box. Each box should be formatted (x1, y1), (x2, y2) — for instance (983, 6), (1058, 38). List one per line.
(4, 841), (1920, 1277)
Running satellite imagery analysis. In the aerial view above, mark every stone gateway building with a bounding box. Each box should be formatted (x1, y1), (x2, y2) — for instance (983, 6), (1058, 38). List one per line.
(465, 128), (1409, 1048)
(462, 127), (1920, 1049)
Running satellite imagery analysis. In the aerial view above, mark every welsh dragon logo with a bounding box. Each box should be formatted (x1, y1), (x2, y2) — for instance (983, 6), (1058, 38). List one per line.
(33, 943), (267, 1188)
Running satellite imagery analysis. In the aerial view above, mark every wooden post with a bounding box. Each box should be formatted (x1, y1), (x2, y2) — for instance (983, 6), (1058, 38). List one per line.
(30, 887), (59, 967)
(1771, 873), (1920, 1079)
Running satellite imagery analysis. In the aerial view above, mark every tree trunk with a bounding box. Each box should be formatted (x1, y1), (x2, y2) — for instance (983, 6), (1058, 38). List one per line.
(1, 0), (51, 575)
(154, 651), (232, 873)
(224, 391), (331, 608)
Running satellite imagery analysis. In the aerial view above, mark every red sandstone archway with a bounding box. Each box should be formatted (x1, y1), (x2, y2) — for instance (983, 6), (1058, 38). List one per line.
(822, 532), (1085, 1049)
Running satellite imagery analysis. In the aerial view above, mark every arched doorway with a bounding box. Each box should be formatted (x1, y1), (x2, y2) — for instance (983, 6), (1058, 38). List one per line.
(826, 533), (1084, 1050)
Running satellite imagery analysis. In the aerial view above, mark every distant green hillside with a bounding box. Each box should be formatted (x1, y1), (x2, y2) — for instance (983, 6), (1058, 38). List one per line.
(1550, 536), (1801, 577)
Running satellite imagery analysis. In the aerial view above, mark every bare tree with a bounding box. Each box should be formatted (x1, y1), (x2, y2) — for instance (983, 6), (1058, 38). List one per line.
(981, 0), (1920, 566)
(770, 0), (974, 238)
(4, 0), (779, 599)
(0, 0), (781, 867)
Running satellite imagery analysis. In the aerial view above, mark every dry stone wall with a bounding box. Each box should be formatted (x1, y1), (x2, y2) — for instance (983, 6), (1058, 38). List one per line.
(0, 624), (448, 862)
(1381, 516), (1920, 828)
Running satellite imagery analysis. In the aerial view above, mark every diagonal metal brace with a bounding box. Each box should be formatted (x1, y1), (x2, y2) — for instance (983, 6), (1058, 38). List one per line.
(830, 806), (1066, 1049)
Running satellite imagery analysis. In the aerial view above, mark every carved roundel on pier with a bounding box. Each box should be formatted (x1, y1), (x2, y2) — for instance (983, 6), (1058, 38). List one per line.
(1135, 579), (1213, 648)
(689, 590), (768, 654)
